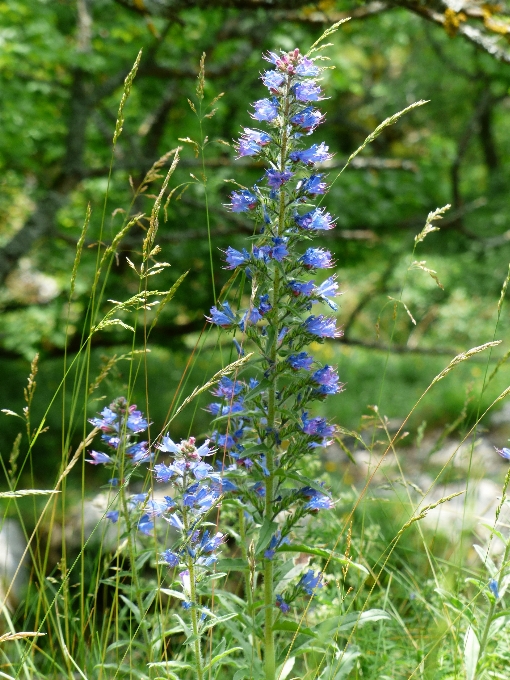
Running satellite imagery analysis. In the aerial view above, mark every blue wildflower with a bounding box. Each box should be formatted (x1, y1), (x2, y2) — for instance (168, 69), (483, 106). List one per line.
(206, 301), (236, 328)
(262, 70), (285, 92)
(270, 237), (288, 261)
(299, 570), (323, 595)
(233, 338), (245, 356)
(293, 81), (323, 102)
(288, 280), (315, 297)
(86, 450), (113, 465)
(287, 352), (314, 371)
(201, 531), (226, 553)
(252, 98), (279, 122)
(276, 594), (291, 614)
(237, 128), (272, 156)
(138, 515), (154, 536)
(266, 169), (293, 188)
(224, 246), (250, 270)
(290, 143), (332, 165)
(305, 494), (334, 511)
(212, 377), (244, 399)
(302, 412), (335, 438)
(300, 248), (334, 270)
(496, 447), (510, 460)
(304, 315), (340, 338)
(299, 174), (328, 196)
(253, 244), (271, 262)
(489, 578), (500, 599)
(312, 365), (343, 395)
(295, 57), (320, 77)
(161, 549), (180, 567)
(156, 434), (180, 454)
(126, 408), (148, 433)
(314, 276), (340, 310)
(230, 189), (258, 212)
(259, 294), (272, 315)
(295, 208), (335, 231)
(290, 106), (324, 133)
(105, 511), (119, 523)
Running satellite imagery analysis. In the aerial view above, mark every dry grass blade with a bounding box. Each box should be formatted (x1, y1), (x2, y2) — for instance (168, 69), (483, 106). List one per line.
(168, 354), (253, 423)
(70, 203), (91, 298)
(306, 18), (351, 55)
(0, 490), (60, 498)
(394, 492), (464, 539)
(431, 341), (501, 384)
(113, 49), (142, 144)
(498, 262), (510, 315)
(0, 632), (46, 643)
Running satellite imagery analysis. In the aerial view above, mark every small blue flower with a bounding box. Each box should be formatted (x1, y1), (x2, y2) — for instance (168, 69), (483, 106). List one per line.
(312, 365), (343, 395)
(299, 174), (328, 196)
(302, 412), (335, 437)
(161, 549), (180, 567)
(293, 81), (323, 102)
(201, 531), (226, 553)
(230, 189), (258, 212)
(86, 450), (113, 465)
(266, 169), (293, 188)
(489, 578), (500, 599)
(253, 244), (271, 262)
(105, 511), (119, 523)
(156, 434), (180, 454)
(262, 70), (285, 92)
(300, 248), (334, 270)
(299, 570), (323, 595)
(233, 338), (245, 356)
(304, 315), (340, 338)
(314, 276), (340, 310)
(214, 432), (237, 450)
(288, 280), (315, 297)
(252, 98), (279, 122)
(126, 408), (148, 433)
(496, 447), (510, 460)
(277, 327), (289, 345)
(138, 514), (154, 536)
(206, 301), (236, 328)
(290, 143), (332, 165)
(305, 494), (334, 511)
(295, 57), (320, 77)
(212, 377), (244, 399)
(259, 294), (272, 315)
(287, 352), (314, 371)
(209, 476), (238, 493)
(275, 594), (291, 614)
(237, 128), (272, 156)
(295, 208), (335, 231)
(269, 237), (288, 261)
(290, 106), (324, 134)
(224, 247), (250, 269)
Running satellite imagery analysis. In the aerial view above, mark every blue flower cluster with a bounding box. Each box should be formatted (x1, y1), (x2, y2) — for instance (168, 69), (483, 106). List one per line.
(206, 47), (346, 613)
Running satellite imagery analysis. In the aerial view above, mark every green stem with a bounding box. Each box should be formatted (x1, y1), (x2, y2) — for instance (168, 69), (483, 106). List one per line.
(182, 505), (204, 680)
(263, 75), (291, 680)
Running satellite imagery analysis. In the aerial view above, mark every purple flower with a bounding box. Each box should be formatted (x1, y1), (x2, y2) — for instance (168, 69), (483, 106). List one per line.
(262, 70), (285, 92)
(312, 365), (343, 395)
(276, 594), (291, 614)
(156, 434), (180, 454)
(224, 246), (250, 270)
(252, 98), (279, 122)
(290, 143), (332, 166)
(496, 447), (510, 460)
(264, 530), (289, 559)
(89, 407), (118, 431)
(266, 169), (293, 188)
(300, 248), (334, 270)
(206, 301), (236, 328)
(183, 484), (218, 513)
(105, 511), (119, 523)
(287, 352), (313, 371)
(86, 450), (113, 465)
(296, 57), (320, 77)
(302, 412), (335, 438)
(299, 570), (323, 595)
(161, 549), (180, 567)
(270, 237), (288, 261)
(295, 208), (335, 231)
(305, 494), (334, 511)
(212, 377), (244, 399)
(290, 107), (324, 134)
(314, 276), (340, 310)
(299, 174), (328, 196)
(153, 462), (175, 483)
(304, 315), (341, 338)
(288, 280), (315, 297)
(237, 128), (272, 156)
(214, 433), (236, 450)
(126, 408), (148, 433)
(125, 441), (150, 463)
(230, 190), (258, 213)
(294, 81), (323, 102)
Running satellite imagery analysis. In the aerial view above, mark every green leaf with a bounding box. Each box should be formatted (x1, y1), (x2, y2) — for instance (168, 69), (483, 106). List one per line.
(216, 558), (250, 572)
(318, 609), (391, 635)
(119, 594), (141, 623)
(464, 625), (479, 680)
(272, 620), (317, 638)
(275, 544), (369, 575)
(160, 588), (186, 601)
(203, 646), (243, 672)
(255, 519), (278, 555)
(201, 613), (239, 632)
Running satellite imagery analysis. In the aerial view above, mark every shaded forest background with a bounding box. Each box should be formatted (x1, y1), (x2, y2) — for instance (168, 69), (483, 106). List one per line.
(1, 0), (510, 485)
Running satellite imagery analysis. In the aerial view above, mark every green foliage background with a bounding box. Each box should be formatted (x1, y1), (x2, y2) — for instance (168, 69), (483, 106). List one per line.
(1, 0), (510, 484)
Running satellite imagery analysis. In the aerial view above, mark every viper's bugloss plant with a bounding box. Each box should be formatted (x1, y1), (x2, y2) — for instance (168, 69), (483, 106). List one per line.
(204, 42), (346, 679)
